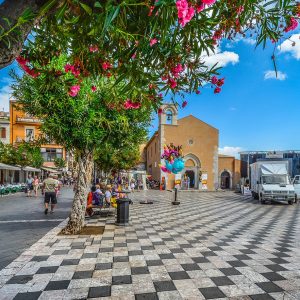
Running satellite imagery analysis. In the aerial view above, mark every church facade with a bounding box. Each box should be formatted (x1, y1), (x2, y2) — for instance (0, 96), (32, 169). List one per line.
(144, 104), (240, 190)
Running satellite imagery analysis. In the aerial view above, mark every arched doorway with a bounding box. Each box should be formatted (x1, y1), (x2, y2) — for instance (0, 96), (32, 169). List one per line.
(185, 170), (195, 188)
(181, 153), (201, 189)
(221, 171), (231, 189)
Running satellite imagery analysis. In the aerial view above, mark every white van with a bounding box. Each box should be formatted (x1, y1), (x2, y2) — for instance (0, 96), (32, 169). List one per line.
(292, 175), (300, 202)
(250, 161), (296, 204)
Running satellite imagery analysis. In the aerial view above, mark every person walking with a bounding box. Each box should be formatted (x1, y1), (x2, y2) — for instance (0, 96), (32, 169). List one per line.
(42, 174), (59, 215)
(33, 175), (39, 197)
(26, 174), (34, 197)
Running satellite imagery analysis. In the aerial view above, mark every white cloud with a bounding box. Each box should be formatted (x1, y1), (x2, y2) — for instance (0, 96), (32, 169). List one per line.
(278, 34), (300, 60)
(204, 49), (239, 68)
(219, 146), (243, 159)
(243, 38), (256, 45)
(264, 70), (287, 81)
(0, 82), (12, 112)
(225, 36), (256, 49)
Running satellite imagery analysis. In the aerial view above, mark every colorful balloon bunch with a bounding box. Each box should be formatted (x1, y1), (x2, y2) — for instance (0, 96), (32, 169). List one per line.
(160, 144), (185, 174)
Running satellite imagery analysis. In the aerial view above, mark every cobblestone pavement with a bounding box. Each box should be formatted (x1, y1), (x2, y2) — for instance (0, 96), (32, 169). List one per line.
(0, 188), (74, 270)
(0, 190), (299, 300)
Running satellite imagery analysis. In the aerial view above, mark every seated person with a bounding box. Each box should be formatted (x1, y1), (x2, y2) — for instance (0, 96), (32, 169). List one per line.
(86, 186), (96, 217)
(105, 185), (112, 206)
(92, 186), (103, 206)
(95, 184), (103, 195)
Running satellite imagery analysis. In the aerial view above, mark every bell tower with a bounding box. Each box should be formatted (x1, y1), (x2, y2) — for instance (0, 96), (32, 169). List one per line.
(159, 103), (178, 126)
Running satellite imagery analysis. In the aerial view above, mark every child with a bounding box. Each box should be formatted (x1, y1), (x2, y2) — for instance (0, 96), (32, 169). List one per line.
(130, 181), (135, 192)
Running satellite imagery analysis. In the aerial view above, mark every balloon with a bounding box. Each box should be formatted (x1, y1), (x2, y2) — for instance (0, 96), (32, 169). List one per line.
(172, 158), (185, 174)
(165, 160), (173, 172)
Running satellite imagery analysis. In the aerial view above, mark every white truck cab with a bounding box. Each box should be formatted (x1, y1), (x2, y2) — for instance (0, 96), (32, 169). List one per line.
(292, 175), (300, 202)
(250, 161), (296, 204)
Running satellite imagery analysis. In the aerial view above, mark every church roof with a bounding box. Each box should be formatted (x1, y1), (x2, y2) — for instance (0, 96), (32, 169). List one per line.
(178, 115), (218, 131)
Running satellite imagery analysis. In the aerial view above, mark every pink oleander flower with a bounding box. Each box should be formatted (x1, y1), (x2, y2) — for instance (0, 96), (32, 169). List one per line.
(171, 63), (185, 78)
(149, 83), (155, 89)
(168, 78), (177, 89)
(64, 64), (73, 73)
(202, 0), (216, 5)
(148, 6), (154, 16)
(161, 75), (168, 81)
(211, 76), (218, 84)
(68, 85), (80, 97)
(72, 68), (80, 77)
(214, 87), (221, 94)
(91, 85), (97, 92)
(102, 61), (112, 70)
(213, 30), (223, 41)
(124, 99), (141, 109)
(196, 3), (205, 13)
(131, 53), (137, 59)
(284, 17), (298, 32)
(236, 6), (244, 15)
(150, 38), (158, 46)
(89, 45), (99, 53)
(158, 108), (163, 115)
(176, 0), (195, 27)
(158, 93), (163, 98)
(182, 101), (187, 108)
(196, 90), (201, 94)
(217, 78), (225, 87)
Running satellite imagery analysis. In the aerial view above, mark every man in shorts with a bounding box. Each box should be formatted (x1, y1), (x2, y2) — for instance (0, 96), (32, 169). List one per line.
(42, 174), (58, 215)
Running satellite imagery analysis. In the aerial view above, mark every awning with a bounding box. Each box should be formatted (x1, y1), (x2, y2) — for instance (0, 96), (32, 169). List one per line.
(0, 163), (21, 171)
(23, 166), (41, 172)
(41, 167), (61, 174)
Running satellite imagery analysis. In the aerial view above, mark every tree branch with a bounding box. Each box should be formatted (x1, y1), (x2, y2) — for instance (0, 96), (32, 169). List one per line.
(0, 0), (50, 69)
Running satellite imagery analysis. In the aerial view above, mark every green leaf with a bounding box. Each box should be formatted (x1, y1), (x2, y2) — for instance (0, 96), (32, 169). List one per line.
(55, 2), (68, 20)
(39, 0), (58, 16)
(80, 2), (92, 15)
(2, 17), (11, 27)
(94, 1), (102, 8)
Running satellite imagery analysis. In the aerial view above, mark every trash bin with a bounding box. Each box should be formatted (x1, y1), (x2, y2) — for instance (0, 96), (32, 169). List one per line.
(116, 198), (131, 225)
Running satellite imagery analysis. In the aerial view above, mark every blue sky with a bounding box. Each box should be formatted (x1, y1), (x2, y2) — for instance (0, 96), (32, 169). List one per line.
(149, 33), (300, 157)
(1, 32), (300, 157)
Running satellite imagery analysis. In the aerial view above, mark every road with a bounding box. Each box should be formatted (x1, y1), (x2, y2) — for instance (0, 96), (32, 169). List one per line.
(0, 188), (73, 270)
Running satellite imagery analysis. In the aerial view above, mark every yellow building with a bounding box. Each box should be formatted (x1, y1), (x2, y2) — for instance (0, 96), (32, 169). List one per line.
(218, 154), (241, 189)
(144, 104), (241, 190)
(9, 100), (66, 168)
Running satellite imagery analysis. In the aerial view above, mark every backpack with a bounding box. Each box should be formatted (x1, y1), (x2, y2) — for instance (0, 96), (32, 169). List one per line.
(92, 192), (103, 206)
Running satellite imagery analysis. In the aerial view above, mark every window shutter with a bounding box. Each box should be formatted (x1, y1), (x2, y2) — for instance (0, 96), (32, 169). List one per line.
(1, 128), (6, 139)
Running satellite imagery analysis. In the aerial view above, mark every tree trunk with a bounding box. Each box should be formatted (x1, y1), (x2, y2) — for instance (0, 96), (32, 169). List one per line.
(61, 151), (93, 235)
(0, 0), (52, 69)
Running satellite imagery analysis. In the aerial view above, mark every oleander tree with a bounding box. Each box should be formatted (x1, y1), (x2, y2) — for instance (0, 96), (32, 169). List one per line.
(11, 54), (152, 233)
(95, 136), (146, 174)
(1, 0), (299, 106)
(0, 141), (44, 168)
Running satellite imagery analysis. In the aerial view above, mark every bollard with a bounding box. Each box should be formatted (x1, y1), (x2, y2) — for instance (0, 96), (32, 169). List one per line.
(116, 198), (131, 225)
(172, 187), (180, 205)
